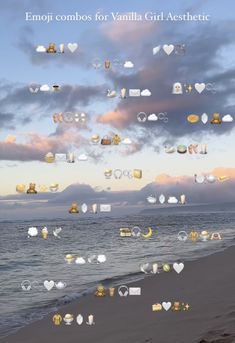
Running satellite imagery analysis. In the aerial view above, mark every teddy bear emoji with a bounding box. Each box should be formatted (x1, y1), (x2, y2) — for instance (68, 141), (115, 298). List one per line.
(26, 183), (37, 194)
(47, 42), (56, 53)
(69, 203), (79, 214)
(95, 285), (106, 297)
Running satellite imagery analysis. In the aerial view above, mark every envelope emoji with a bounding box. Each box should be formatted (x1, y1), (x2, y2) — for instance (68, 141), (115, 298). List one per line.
(152, 303), (162, 311)
(133, 169), (142, 179)
(55, 153), (67, 162)
(129, 89), (141, 97)
(129, 287), (141, 296)
(100, 204), (111, 212)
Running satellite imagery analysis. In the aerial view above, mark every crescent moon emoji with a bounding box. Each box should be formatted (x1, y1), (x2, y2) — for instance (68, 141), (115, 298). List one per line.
(141, 227), (153, 238)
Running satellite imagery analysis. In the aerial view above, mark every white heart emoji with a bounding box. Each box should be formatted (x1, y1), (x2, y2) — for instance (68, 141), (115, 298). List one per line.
(163, 44), (174, 55)
(67, 43), (78, 53)
(44, 280), (55, 291)
(162, 302), (172, 311)
(173, 262), (184, 274)
(195, 83), (205, 93)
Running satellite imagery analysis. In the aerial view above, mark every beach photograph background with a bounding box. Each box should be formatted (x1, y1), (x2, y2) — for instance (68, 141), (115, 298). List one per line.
(0, 0), (235, 342)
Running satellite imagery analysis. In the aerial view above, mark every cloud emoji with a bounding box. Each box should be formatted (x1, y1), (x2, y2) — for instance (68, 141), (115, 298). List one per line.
(141, 89), (152, 96)
(124, 60), (134, 68)
(148, 113), (158, 121)
(222, 114), (233, 122)
(40, 84), (50, 92)
(167, 196), (178, 204)
(75, 257), (86, 264)
(122, 137), (132, 145)
(97, 254), (106, 263)
(36, 45), (46, 52)
(28, 227), (38, 237)
(78, 154), (88, 161)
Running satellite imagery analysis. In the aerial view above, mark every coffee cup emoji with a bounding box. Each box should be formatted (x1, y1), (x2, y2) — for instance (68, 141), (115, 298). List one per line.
(105, 60), (111, 70)
(109, 287), (115, 297)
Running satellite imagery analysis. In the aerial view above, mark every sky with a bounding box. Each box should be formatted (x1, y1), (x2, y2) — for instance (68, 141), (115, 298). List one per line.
(0, 0), (235, 198)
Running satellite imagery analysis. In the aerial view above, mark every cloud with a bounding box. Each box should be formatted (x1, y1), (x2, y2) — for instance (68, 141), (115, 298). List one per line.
(0, 112), (16, 129)
(96, 21), (235, 149)
(5, 135), (16, 143)
(97, 110), (129, 129)
(78, 154), (88, 161)
(154, 167), (235, 186)
(167, 196), (178, 204)
(18, 26), (86, 67)
(2, 168), (235, 215)
(124, 61), (134, 68)
(0, 81), (106, 121)
(0, 0), (47, 21)
(211, 167), (235, 179)
(101, 19), (155, 44)
(222, 114), (233, 122)
(0, 130), (86, 161)
(40, 84), (50, 92)
(36, 45), (46, 53)
(122, 137), (132, 145)
(155, 174), (192, 185)
(141, 89), (152, 97)
(148, 113), (158, 121)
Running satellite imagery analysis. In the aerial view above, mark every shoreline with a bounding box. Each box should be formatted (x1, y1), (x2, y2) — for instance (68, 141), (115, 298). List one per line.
(1, 245), (235, 343)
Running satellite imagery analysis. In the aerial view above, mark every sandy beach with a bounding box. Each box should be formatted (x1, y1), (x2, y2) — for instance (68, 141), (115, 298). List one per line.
(1, 245), (235, 343)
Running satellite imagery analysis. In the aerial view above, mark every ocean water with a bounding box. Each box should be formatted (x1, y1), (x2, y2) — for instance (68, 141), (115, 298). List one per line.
(0, 211), (234, 338)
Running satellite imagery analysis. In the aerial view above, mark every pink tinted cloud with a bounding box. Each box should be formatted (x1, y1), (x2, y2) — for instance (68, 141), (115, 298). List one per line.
(97, 110), (130, 129)
(102, 19), (155, 43)
(0, 130), (86, 161)
(155, 174), (192, 185)
(5, 135), (16, 143)
(97, 95), (202, 129)
(154, 168), (235, 185)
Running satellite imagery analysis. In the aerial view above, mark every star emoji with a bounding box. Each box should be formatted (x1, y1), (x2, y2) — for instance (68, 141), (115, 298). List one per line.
(187, 84), (193, 93)
(183, 303), (190, 311)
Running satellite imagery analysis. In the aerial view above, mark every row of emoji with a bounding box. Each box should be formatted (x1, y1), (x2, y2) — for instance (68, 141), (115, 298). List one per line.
(68, 203), (111, 214)
(53, 112), (87, 123)
(45, 152), (88, 163)
(36, 43), (78, 53)
(28, 226), (62, 239)
(21, 280), (66, 291)
(140, 262), (184, 275)
(104, 169), (142, 179)
(53, 313), (95, 326)
(178, 230), (222, 242)
(152, 302), (190, 312)
(165, 144), (208, 154)
(146, 194), (186, 205)
(16, 183), (59, 193)
(65, 254), (107, 265)
(187, 113), (233, 124)
(194, 174), (229, 184)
